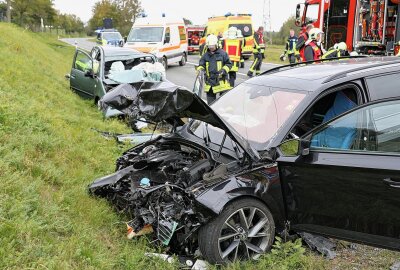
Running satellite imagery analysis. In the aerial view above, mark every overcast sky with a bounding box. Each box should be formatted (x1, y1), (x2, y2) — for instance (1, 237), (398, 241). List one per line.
(53, 0), (296, 31)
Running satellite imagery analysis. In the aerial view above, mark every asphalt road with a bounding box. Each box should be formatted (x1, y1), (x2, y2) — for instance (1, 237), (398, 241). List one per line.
(60, 38), (279, 90)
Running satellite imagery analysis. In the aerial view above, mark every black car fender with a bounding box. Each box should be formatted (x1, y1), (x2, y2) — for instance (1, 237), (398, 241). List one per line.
(194, 174), (285, 229)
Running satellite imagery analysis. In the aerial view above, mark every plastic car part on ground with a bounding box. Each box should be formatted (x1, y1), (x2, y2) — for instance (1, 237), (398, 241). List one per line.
(298, 232), (337, 259)
(391, 261), (400, 270)
(145, 253), (208, 270)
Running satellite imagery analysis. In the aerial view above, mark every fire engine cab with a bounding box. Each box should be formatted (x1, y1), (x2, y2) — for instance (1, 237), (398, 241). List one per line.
(295, 0), (400, 55)
(186, 25), (205, 53)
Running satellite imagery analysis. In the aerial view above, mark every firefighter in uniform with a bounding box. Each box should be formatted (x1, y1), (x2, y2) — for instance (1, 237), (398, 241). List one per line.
(296, 24), (314, 62)
(222, 27), (242, 87)
(280, 29), (300, 64)
(197, 34), (232, 104)
(304, 28), (324, 62)
(322, 42), (349, 59)
(247, 26), (265, 77)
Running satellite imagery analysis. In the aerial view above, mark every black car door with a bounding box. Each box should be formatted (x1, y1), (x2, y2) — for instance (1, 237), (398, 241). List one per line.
(277, 99), (400, 249)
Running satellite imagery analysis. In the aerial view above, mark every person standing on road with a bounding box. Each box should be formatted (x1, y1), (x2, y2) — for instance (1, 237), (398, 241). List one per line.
(280, 29), (300, 64)
(304, 28), (324, 62)
(296, 24), (314, 62)
(247, 26), (265, 77)
(197, 34), (232, 104)
(222, 27), (243, 87)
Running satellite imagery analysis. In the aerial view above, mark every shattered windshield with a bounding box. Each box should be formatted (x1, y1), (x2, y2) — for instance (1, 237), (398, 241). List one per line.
(127, 27), (164, 42)
(102, 32), (122, 40)
(192, 83), (307, 149)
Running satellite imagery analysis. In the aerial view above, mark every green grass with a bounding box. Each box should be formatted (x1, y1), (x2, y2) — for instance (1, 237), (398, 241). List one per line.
(246, 44), (285, 65)
(265, 44), (286, 64)
(0, 23), (176, 269)
(0, 22), (398, 269)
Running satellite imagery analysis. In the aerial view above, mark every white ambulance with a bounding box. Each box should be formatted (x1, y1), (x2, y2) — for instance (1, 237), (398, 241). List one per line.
(125, 16), (188, 69)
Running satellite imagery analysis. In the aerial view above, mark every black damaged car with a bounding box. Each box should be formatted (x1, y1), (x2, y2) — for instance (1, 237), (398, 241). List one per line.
(89, 57), (400, 264)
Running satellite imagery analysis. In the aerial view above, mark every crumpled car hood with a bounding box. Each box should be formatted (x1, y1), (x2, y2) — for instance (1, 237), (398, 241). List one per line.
(100, 82), (260, 161)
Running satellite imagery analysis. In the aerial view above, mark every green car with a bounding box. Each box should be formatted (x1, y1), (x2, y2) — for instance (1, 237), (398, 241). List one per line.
(68, 45), (157, 116)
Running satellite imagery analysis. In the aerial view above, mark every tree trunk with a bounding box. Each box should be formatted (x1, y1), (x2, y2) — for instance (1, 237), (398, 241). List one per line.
(6, 0), (11, 23)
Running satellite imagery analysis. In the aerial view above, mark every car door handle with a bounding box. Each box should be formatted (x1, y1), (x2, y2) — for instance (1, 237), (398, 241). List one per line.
(383, 178), (400, 188)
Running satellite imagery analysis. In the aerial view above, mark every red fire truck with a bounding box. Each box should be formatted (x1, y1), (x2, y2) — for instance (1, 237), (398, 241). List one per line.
(186, 26), (205, 53)
(295, 0), (400, 55)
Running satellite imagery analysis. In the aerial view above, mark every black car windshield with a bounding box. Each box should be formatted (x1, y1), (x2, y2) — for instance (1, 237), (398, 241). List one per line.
(127, 27), (164, 42)
(191, 83), (307, 149)
(103, 32), (122, 40)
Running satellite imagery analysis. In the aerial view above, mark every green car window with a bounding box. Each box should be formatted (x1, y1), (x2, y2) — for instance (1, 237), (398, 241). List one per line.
(75, 51), (92, 72)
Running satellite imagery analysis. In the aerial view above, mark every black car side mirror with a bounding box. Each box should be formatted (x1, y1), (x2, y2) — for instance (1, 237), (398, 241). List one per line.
(278, 138), (310, 157)
(164, 36), (170, 44)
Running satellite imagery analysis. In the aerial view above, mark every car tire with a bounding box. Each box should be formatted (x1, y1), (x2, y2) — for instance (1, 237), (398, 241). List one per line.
(179, 53), (187, 66)
(162, 57), (168, 70)
(198, 198), (275, 264)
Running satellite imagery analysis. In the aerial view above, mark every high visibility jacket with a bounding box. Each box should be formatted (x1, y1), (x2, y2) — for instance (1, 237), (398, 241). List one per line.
(253, 31), (265, 54)
(322, 48), (348, 59)
(297, 32), (308, 61)
(306, 41), (322, 61)
(223, 39), (242, 72)
(285, 36), (298, 55)
(197, 49), (232, 94)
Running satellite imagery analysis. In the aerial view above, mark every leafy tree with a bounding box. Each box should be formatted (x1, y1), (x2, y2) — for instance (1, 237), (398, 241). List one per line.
(88, 0), (142, 36)
(88, 0), (120, 32)
(115, 0), (142, 35)
(271, 16), (302, 45)
(10, 0), (56, 29)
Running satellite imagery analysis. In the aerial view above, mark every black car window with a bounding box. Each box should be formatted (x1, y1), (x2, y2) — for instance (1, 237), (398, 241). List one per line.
(291, 86), (360, 138)
(310, 100), (400, 154)
(366, 73), (400, 100)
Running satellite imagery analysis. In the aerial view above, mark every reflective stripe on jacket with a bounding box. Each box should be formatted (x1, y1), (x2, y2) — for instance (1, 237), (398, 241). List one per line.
(298, 32), (308, 61)
(307, 41), (322, 61)
(224, 39), (242, 63)
(286, 36), (298, 55)
(197, 48), (232, 93)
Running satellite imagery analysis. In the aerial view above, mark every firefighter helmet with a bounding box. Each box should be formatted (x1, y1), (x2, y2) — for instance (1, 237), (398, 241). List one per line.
(309, 28), (324, 41)
(206, 34), (219, 47)
(227, 26), (238, 39)
(337, 42), (347, 51)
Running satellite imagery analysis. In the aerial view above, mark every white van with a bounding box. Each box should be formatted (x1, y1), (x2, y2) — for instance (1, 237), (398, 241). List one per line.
(125, 17), (188, 69)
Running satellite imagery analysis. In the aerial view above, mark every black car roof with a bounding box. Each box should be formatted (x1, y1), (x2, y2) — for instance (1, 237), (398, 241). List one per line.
(249, 57), (400, 92)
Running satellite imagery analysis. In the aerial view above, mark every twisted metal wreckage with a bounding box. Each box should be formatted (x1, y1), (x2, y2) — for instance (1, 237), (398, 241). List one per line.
(88, 81), (279, 261)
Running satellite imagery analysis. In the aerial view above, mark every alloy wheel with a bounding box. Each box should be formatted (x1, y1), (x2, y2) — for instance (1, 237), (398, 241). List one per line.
(217, 206), (273, 262)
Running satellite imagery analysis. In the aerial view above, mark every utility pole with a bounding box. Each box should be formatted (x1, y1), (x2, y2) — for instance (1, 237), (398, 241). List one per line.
(262, 0), (272, 44)
(6, 0), (11, 23)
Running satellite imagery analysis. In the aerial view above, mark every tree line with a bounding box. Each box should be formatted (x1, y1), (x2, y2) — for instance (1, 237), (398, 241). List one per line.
(0, 0), (84, 34)
(0, 0), (141, 36)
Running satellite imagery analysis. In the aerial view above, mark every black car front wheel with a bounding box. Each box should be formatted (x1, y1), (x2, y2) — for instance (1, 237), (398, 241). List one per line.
(198, 198), (275, 264)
